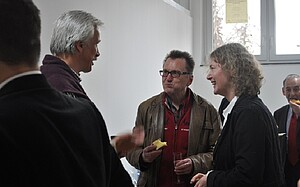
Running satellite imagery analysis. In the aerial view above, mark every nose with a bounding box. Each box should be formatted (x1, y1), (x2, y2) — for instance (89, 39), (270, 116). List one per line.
(95, 46), (100, 58)
(165, 73), (174, 81)
(206, 73), (212, 80)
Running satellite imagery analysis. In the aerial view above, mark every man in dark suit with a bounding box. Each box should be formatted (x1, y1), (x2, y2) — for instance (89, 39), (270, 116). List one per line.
(274, 74), (300, 187)
(0, 0), (132, 186)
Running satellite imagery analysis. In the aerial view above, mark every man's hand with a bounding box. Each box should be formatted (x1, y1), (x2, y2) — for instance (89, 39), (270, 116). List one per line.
(142, 144), (162, 163)
(112, 126), (144, 157)
(174, 158), (193, 175)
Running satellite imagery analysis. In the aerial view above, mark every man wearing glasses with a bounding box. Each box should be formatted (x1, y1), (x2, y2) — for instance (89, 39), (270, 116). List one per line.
(126, 50), (221, 187)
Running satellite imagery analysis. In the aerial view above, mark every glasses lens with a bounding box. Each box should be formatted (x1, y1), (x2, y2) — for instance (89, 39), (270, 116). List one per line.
(159, 70), (165, 76)
(159, 70), (185, 78)
(171, 71), (180, 78)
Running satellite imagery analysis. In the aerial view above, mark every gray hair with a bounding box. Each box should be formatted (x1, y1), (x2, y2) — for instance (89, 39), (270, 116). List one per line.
(283, 74), (300, 86)
(210, 43), (264, 96)
(50, 10), (103, 55)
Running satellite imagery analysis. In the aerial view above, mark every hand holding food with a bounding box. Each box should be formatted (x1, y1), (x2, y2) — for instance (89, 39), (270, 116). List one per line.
(142, 143), (163, 163)
(152, 138), (167, 150)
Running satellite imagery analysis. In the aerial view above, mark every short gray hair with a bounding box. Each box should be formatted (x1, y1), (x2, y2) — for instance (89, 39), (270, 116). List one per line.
(50, 10), (103, 55)
(283, 74), (300, 86)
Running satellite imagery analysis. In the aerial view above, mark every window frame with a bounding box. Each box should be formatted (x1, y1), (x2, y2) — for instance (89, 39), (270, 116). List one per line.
(205, 0), (300, 64)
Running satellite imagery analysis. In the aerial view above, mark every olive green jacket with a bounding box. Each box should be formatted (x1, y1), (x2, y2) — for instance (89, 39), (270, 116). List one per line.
(126, 91), (221, 187)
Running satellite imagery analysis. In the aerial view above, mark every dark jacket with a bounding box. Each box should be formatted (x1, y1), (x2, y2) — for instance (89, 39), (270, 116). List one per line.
(0, 74), (132, 187)
(274, 104), (300, 165)
(208, 95), (285, 187)
(40, 55), (133, 186)
(126, 91), (221, 187)
(40, 54), (90, 100)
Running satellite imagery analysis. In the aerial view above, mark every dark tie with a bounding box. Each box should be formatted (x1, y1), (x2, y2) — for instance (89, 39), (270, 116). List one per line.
(288, 112), (298, 165)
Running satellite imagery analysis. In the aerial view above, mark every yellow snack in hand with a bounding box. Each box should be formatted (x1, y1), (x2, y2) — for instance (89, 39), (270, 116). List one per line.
(152, 139), (167, 150)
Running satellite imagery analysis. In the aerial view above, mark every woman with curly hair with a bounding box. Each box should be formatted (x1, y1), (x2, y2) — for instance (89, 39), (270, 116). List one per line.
(191, 43), (285, 187)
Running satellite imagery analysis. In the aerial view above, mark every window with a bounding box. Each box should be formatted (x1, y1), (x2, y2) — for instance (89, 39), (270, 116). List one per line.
(205, 0), (300, 63)
(272, 0), (300, 60)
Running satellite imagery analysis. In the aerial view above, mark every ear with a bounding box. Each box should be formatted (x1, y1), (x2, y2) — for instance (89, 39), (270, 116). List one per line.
(75, 41), (84, 53)
(282, 87), (286, 96)
(187, 75), (193, 86)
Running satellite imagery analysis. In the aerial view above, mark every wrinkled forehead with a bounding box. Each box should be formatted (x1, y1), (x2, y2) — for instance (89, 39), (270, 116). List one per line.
(284, 77), (300, 87)
(286, 77), (300, 84)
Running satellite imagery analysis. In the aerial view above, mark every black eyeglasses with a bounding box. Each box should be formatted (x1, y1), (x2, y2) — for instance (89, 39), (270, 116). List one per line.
(159, 70), (192, 78)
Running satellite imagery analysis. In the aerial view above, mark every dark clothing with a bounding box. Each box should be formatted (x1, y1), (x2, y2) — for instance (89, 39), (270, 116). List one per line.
(0, 74), (132, 187)
(40, 55), (133, 186)
(40, 54), (90, 100)
(274, 104), (300, 187)
(218, 97), (229, 123)
(208, 95), (285, 187)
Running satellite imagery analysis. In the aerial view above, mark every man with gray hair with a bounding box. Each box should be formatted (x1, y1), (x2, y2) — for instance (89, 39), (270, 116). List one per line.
(0, 0), (132, 186)
(40, 10), (144, 158)
(40, 10), (143, 186)
(274, 73), (300, 187)
(41, 10), (102, 100)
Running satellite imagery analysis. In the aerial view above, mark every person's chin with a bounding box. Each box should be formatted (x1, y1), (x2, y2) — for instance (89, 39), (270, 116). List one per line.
(83, 68), (92, 73)
(164, 89), (174, 95)
(87, 65), (92, 72)
(213, 88), (219, 95)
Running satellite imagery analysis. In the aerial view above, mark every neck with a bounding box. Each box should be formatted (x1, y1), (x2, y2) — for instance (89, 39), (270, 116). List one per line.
(0, 63), (38, 84)
(168, 90), (187, 108)
(224, 88), (236, 102)
(56, 54), (80, 74)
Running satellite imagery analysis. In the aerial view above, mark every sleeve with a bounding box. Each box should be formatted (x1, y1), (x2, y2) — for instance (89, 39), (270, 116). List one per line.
(126, 103), (148, 171)
(87, 100), (134, 187)
(109, 145), (134, 187)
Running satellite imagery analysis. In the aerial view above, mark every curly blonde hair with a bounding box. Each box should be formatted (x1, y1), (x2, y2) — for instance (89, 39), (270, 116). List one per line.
(209, 43), (264, 96)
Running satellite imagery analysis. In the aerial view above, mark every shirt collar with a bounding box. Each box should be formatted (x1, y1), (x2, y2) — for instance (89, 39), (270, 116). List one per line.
(222, 96), (238, 128)
(0, 70), (41, 90)
(164, 88), (191, 111)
